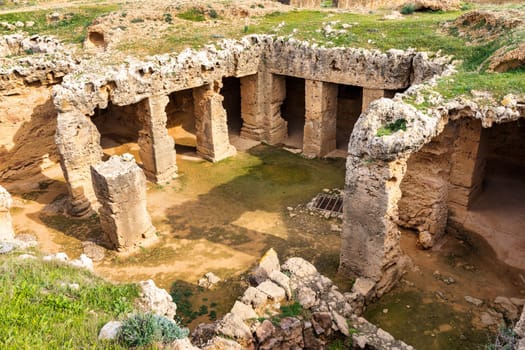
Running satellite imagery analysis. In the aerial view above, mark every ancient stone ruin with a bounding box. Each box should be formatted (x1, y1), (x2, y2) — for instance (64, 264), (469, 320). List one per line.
(1, 1), (524, 349)
(53, 35), (447, 217)
(91, 154), (156, 250)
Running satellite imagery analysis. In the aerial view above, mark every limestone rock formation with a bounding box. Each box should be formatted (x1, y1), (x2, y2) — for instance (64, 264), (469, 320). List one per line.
(91, 155), (156, 250)
(53, 35), (448, 215)
(413, 0), (460, 11)
(136, 279), (177, 319)
(489, 42), (525, 73)
(340, 71), (524, 294)
(0, 186), (14, 240)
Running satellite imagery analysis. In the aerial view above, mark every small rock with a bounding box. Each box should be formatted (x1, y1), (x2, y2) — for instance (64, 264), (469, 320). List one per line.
(230, 301), (257, 321)
(282, 257), (318, 278)
(98, 321), (122, 340)
(69, 254), (93, 271)
(43, 252), (69, 262)
(352, 278), (376, 300)
(216, 313), (252, 341)
(136, 279), (177, 319)
(0, 242), (15, 254)
(269, 270), (291, 299)
(259, 248), (280, 276)
(257, 280), (286, 301)
(255, 319), (275, 343)
(241, 286), (268, 308)
(330, 224), (342, 232)
(17, 253), (36, 260)
(198, 272), (221, 289)
(382, 308), (389, 314)
(82, 241), (105, 262)
(511, 297), (525, 306)
(297, 286), (317, 308)
(464, 296), (483, 306)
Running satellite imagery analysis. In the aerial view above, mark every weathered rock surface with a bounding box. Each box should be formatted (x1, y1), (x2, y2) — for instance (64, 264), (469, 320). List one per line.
(98, 321), (122, 340)
(413, 0), (460, 11)
(91, 155), (156, 250)
(198, 272), (221, 289)
(0, 186), (14, 240)
(136, 279), (177, 319)
(53, 35), (448, 215)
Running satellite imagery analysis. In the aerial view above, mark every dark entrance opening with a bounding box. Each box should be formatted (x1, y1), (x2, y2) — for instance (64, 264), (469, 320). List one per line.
(91, 101), (143, 163)
(465, 120), (525, 269)
(166, 88), (196, 154)
(336, 84), (362, 150)
(222, 77), (242, 135)
(281, 76), (305, 149)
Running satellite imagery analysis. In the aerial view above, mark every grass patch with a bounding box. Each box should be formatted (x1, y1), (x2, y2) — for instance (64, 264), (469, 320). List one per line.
(0, 5), (119, 44)
(177, 8), (206, 22)
(377, 119), (407, 137)
(0, 254), (138, 349)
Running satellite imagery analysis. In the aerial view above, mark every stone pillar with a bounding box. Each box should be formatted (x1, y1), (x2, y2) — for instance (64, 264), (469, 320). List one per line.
(240, 74), (266, 141)
(303, 80), (337, 157)
(264, 73), (287, 145)
(91, 155), (156, 251)
(56, 109), (104, 217)
(448, 119), (487, 219)
(339, 156), (408, 296)
(0, 186), (14, 240)
(193, 82), (237, 162)
(137, 95), (178, 183)
(362, 88), (386, 113)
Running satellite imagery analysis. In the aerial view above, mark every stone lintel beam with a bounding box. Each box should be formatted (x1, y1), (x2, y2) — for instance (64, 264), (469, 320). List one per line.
(263, 72), (287, 145)
(137, 95), (178, 184)
(193, 82), (236, 162)
(91, 155), (156, 251)
(303, 80), (337, 158)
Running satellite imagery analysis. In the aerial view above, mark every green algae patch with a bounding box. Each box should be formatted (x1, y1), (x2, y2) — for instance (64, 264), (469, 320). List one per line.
(365, 290), (490, 350)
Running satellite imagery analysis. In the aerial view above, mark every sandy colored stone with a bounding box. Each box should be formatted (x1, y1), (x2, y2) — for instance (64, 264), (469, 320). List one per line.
(91, 155), (156, 250)
(0, 186), (14, 240)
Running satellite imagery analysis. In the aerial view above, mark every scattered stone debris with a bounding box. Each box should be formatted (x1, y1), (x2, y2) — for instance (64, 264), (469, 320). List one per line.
(198, 272), (221, 289)
(191, 249), (412, 349)
(464, 296), (483, 307)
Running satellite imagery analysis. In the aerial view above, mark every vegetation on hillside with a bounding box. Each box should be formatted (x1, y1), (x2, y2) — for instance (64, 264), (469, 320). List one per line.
(0, 253), (138, 349)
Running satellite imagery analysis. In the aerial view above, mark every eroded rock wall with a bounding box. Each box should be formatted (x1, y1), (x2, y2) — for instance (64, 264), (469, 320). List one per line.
(53, 35), (448, 215)
(341, 90), (524, 292)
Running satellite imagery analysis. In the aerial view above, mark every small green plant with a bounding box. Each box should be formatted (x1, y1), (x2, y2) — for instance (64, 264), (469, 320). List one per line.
(130, 18), (144, 23)
(279, 301), (303, 317)
(163, 13), (173, 23)
(460, 2), (474, 11)
(118, 313), (189, 347)
(377, 119), (407, 137)
(243, 25), (249, 33)
(486, 325), (518, 350)
(208, 9), (219, 19)
(177, 8), (206, 22)
(400, 3), (416, 15)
